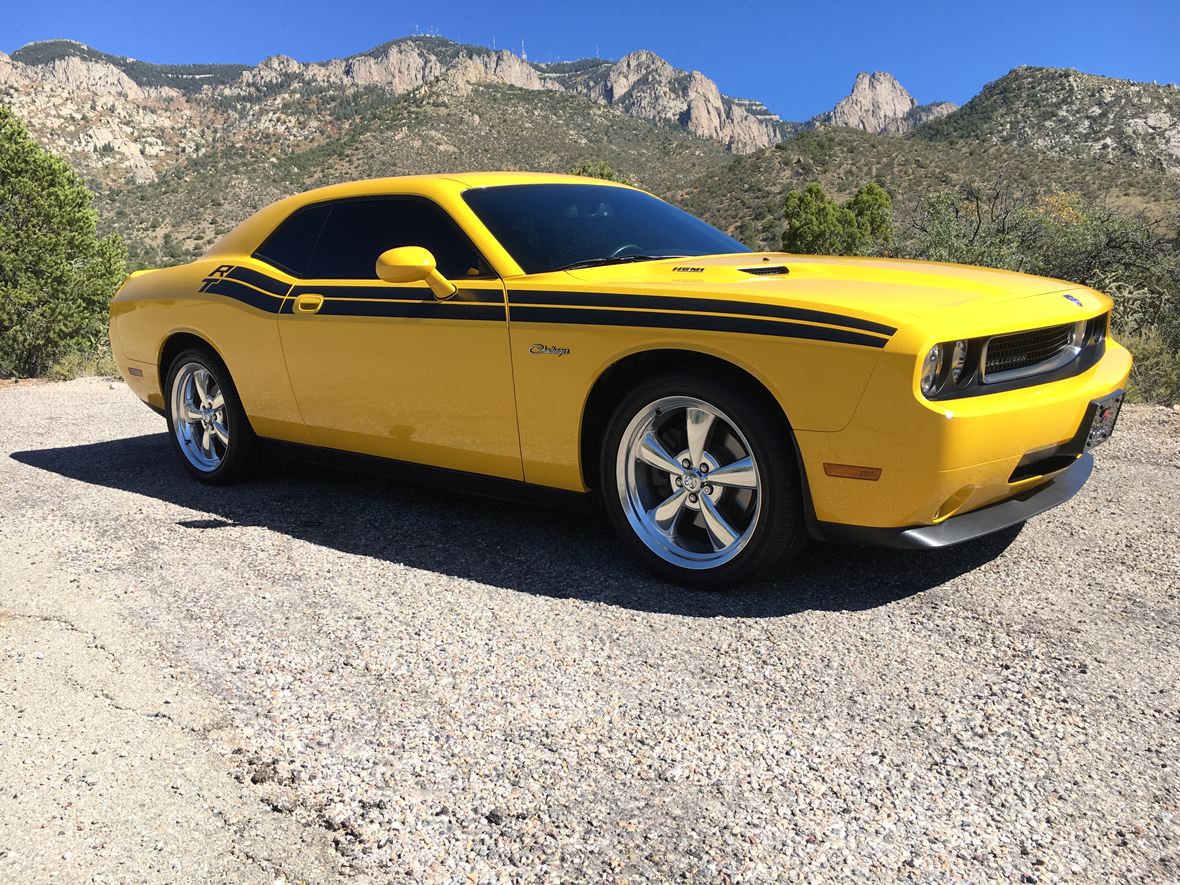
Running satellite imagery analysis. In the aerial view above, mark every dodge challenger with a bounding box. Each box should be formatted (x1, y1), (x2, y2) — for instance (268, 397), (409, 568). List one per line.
(109, 172), (1130, 588)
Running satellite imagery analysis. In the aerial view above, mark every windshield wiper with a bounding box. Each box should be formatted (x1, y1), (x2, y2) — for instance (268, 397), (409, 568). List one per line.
(554, 254), (685, 272)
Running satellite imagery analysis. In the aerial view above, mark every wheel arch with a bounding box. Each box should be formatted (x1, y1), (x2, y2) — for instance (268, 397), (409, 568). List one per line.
(578, 348), (796, 494)
(157, 331), (227, 398)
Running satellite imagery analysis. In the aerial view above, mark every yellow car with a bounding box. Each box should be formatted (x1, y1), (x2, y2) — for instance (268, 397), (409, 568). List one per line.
(109, 172), (1130, 588)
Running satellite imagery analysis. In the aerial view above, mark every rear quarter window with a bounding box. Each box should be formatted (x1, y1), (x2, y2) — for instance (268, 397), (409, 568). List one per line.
(252, 204), (331, 277)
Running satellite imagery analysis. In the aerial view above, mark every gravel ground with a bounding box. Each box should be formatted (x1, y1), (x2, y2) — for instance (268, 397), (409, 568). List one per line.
(1, 377), (1177, 883)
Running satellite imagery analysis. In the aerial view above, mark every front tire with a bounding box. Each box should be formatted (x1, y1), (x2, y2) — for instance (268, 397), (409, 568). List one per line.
(600, 372), (807, 589)
(164, 347), (261, 484)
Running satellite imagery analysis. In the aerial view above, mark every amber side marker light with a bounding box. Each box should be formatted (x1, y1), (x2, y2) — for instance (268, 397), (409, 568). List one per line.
(823, 463), (883, 481)
(127, 367), (144, 377)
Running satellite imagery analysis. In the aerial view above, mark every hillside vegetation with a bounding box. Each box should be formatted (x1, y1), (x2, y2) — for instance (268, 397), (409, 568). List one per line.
(918, 67), (1180, 174)
(683, 128), (1180, 250)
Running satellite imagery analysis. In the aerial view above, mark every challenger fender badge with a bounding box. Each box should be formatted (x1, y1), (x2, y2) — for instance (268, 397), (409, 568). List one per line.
(530, 344), (570, 356)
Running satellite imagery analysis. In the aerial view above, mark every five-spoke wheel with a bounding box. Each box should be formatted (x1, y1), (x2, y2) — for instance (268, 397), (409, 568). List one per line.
(602, 371), (806, 588)
(164, 348), (261, 484)
(618, 396), (762, 569)
(170, 362), (230, 471)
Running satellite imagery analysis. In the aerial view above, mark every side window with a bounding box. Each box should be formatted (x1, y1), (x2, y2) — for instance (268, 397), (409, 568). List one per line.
(253, 204), (331, 277)
(307, 198), (489, 281)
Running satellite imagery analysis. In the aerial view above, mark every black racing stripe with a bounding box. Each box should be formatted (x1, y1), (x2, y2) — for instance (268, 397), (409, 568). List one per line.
(290, 284), (503, 304)
(510, 305), (889, 348)
(226, 265), (292, 298)
(200, 277), (285, 313)
(509, 290), (896, 337)
(312, 299), (504, 320)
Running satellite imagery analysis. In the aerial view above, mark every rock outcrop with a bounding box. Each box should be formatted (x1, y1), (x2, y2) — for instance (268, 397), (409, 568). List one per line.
(916, 66), (1180, 173)
(553, 50), (782, 153)
(811, 71), (956, 135)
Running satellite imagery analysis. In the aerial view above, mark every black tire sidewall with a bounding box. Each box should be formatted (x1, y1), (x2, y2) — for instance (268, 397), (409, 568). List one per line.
(164, 348), (258, 484)
(599, 372), (806, 590)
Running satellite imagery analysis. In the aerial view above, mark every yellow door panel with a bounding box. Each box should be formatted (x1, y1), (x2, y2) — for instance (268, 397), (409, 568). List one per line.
(278, 279), (523, 480)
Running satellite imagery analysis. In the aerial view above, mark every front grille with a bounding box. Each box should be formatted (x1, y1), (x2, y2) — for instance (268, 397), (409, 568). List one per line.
(739, 265), (789, 276)
(984, 323), (1075, 380)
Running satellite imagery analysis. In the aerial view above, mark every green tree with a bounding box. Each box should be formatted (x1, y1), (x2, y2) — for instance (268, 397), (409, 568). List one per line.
(843, 183), (895, 254)
(781, 182), (893, 256)
(0, 106), (126, 377)
(570, 160), (622, 182)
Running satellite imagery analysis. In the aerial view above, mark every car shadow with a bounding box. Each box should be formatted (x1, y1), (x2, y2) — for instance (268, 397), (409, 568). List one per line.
(10, 434), (1020, 618)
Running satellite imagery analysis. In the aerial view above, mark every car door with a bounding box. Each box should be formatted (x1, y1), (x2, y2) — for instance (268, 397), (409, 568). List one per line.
(271, 195), (523, 480)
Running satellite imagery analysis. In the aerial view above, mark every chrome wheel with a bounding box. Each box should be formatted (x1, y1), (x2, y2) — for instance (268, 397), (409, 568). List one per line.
(170, 362), (229, 472)
(616, 395), (762, 571)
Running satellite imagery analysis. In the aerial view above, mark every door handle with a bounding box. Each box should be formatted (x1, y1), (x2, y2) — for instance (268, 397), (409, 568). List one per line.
(293, 293), (324, 314)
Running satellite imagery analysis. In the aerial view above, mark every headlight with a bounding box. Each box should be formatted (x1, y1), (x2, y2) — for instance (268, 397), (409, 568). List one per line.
(920, 344), (944, 396)
(1068, 320), (1087, 349)
(950, 339), (968, 383)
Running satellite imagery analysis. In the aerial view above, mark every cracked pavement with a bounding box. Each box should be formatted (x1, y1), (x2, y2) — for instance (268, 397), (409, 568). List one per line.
(0, 557), (341, 881)
(1, 378), (1178, 882)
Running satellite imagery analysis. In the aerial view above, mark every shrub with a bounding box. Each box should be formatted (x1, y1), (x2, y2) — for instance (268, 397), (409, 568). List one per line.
(0, 106), (126, 377)
(905, 184), (1180, 401)
(781, 182), (893, 256)
(570, 160), (622, 182)
(1119, 331), (1180, 404)
(45, 346), (119, 382)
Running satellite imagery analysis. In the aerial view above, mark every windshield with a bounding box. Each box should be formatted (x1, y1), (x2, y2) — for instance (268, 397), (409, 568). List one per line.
(462, 183), (749, 274)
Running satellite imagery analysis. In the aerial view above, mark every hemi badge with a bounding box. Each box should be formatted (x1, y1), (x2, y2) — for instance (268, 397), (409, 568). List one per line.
(127, 367), (144, 377)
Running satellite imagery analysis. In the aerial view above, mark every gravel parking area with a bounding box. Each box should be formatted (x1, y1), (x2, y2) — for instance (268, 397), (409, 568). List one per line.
(1, 377), (1177, 883)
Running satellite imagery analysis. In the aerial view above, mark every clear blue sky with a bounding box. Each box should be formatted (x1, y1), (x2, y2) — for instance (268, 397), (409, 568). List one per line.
(4, 0), (1178, 120)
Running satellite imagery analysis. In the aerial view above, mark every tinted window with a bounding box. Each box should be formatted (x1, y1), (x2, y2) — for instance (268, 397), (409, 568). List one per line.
(462, 184), (749, 274)
(308, 197), (488, 280)
(253, 204), (330, 276)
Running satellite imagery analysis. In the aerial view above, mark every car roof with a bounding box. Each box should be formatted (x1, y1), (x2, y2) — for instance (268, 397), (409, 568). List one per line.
(299, 170), (633, 200)
(205, 172), (635, 262)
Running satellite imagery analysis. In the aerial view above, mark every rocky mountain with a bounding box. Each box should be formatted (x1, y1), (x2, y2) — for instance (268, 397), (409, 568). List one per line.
(0, 36), (800, 188)
(7, 39), (247, 92)
(918, 66), (1180, 173)
(809, 71), (956, 135)
(536, 50), (793, 151)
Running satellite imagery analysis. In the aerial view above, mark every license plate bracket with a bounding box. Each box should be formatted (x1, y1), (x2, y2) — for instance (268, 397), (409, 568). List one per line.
(1084, 390), (1123, 450)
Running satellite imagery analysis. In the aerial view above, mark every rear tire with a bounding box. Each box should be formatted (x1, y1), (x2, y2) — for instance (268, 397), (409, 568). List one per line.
(599, 371), (807, 589)
(164, 347), (261, 485)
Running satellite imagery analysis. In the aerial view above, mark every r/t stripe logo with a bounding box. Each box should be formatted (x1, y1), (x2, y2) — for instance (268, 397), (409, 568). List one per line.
(199, 265), (236, 293)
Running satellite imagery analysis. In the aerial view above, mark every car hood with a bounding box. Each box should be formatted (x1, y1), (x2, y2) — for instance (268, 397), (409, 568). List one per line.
(553, 253), (1107, 335)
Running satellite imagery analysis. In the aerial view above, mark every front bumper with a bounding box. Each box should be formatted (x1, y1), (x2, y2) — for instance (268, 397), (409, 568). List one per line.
(794, 337), (1130, 533)
(810, 452), (1092, 549)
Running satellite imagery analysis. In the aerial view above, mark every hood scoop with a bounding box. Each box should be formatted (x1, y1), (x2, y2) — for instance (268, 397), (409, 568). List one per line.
(739, 265), (790, 276)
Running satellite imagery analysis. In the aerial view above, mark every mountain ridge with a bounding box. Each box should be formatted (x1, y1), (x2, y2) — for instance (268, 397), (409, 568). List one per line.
(0, 35), (957, 183)
(1, 36), (797, 164)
